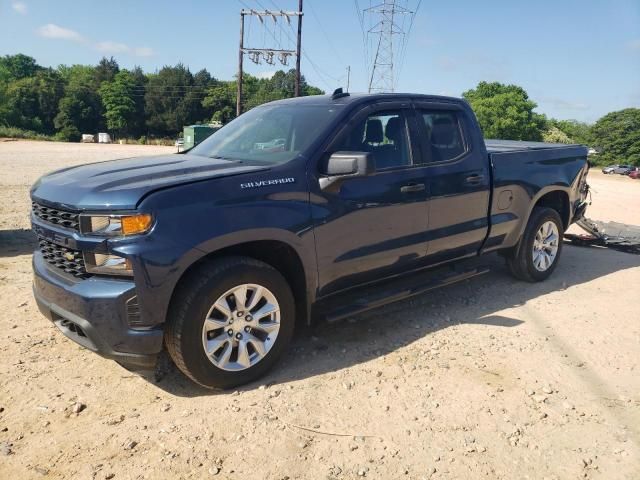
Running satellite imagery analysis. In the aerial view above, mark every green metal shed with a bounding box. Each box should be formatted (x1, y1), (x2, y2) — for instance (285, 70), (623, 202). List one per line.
(183, 125), (216, 150)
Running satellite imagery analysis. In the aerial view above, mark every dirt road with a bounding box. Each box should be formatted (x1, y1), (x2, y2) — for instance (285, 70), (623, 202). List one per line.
(1, 141), (639, 479)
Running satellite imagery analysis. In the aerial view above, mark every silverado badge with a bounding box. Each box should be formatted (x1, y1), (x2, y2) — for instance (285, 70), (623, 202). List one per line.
(240, 177), (295, 189)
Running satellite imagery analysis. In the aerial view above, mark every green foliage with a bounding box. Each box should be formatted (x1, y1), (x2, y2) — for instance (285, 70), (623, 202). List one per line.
(0, 125), (54, 141)
(202, 82), (236, 124)
(54, 126), (82, 142)
(590, 108), (640, 166)
(56, 64), (98, 88)
(94, 57), (120, 84)
(54, 84), (102, 137)
(99, 70), (137, 138)
(462, 81), (547, 141)
(3, 69), (64, 133)
(4, 77), (42, 131)
(0, 55), (45, 127)
(543, 126), (573, 144)
(547, 119), (592, 145)
(54, 61), (104, 136)
(144, 63), (208, 137)
(0, 54), (325, 141)
(0, 54), (41, 81)
(5, 51), (634, 171)
(203, 69), (324, 124)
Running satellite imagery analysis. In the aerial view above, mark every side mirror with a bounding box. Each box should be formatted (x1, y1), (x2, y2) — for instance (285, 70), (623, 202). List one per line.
(320, 152), (375, 190)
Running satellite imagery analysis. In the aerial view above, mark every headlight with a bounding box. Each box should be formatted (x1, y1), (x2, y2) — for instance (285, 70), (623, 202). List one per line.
(83, 253), (133, 276)
(80, 213), (153, 237)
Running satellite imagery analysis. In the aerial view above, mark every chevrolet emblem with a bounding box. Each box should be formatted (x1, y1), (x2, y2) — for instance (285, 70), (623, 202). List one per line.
(64, 252), (75, 261)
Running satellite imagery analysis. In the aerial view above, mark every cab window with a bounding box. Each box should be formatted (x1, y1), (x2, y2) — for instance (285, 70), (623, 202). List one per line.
(419, 111), (467, 162)
(335, 110), (412, 170)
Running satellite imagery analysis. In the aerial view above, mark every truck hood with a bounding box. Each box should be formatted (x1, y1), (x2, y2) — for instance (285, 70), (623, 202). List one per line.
(31, 154), (268, 210)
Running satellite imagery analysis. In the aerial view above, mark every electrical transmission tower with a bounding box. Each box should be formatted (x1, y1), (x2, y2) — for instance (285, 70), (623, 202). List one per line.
(237, 1), (303, 116)
(365, 0), (413, 93)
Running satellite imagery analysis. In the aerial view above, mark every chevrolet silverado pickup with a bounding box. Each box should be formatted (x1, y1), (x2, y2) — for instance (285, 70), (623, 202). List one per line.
(31, 91), (590, 388)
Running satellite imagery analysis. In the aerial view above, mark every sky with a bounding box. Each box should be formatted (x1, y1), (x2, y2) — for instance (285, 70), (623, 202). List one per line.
(1, 0), (639, 123)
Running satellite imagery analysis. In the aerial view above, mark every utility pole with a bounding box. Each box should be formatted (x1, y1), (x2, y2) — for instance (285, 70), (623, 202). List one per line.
(236, 12), (245, 117)
(294, 0), (303, 97)
(237, 4), (304, 115)
(365, 0), (412, 93)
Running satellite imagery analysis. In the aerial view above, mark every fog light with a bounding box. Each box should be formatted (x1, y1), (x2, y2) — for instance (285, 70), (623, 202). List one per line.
(84, 252), (133, 276)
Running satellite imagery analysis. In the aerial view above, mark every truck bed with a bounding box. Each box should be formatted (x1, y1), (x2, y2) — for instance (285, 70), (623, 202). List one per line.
(486, 139), (586, 157)
(483, 138), (589, 254)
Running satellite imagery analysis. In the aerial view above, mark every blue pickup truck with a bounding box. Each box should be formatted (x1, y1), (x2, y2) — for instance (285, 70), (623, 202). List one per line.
(30, 92), (590, 388)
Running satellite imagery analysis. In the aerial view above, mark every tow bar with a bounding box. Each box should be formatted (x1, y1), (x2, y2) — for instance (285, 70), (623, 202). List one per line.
(565, 218), (640, 254)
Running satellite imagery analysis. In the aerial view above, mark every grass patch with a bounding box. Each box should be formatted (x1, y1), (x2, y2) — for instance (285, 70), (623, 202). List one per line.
(0, 126), (55, 141)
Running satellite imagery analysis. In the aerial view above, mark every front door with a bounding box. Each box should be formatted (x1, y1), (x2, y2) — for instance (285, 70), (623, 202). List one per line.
(311, 104), (431, 296)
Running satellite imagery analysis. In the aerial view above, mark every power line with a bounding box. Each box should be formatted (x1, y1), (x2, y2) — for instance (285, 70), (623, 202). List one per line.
(395, 0), (421, 89)
(354, 0), (370, 77)
(307, 0), (346, 67)
(267, 0), (347, 89)
(236, 2), (304, 114)
(240, 1), (342, 91)
(274, 6), (341, 88)
(364, 0), (413, 93)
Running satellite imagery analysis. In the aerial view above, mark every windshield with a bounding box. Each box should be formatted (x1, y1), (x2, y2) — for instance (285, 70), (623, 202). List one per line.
(188, 103), (341, 165)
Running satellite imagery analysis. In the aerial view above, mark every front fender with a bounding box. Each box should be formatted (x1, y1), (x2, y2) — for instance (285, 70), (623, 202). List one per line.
(128, 171), (317, 328)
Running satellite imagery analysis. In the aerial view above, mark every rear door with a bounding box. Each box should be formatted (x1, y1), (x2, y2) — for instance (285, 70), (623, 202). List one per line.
(413, 102), (491, 264)
(311, 102), (431, 296)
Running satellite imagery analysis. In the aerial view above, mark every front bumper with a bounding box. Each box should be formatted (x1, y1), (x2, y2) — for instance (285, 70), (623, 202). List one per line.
(32, 252), (163, 370)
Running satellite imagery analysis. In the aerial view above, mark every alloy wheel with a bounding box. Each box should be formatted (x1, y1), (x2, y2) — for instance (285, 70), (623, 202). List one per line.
(201, 284), (281, 371)
(532, 221), (560, 272)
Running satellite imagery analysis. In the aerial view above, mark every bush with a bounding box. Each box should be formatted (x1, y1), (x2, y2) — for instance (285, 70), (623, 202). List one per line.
(543, 126), (572, 144)
(0, 125), (54, 141)
(138, 135), (147, 145)
(54, 126), (81, 142)
(148, 138), (174, 146)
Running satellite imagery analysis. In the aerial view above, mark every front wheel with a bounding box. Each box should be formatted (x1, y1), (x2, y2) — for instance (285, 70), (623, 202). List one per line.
(165, 256), (295, 389)
(505, 207), (564, 282)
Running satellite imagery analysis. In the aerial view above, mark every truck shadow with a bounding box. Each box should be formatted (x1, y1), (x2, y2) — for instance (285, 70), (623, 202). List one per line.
(0, 229), (37, 257)
(146, 243), (640, 397)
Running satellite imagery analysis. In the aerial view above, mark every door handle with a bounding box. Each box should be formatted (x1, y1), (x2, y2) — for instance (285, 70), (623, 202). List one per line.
(400, 183), (426, 193)
(464, 174), (485, 185)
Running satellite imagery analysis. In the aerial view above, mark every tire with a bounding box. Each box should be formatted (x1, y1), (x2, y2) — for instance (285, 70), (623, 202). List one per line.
(165, 256), (295, 389)
(505, 207), (564, 282)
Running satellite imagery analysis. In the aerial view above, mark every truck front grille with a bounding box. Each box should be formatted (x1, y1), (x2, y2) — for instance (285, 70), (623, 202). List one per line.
(32, 202), (80, 231)
(38, 237), (90, 278)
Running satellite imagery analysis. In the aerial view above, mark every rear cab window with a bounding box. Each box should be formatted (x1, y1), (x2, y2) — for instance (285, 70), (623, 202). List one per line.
(418, 110), (468, 163)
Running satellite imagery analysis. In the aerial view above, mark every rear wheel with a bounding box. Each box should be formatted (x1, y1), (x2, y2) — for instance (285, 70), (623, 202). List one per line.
(165, 256), (295, 389)
(506, 207), (564, 282)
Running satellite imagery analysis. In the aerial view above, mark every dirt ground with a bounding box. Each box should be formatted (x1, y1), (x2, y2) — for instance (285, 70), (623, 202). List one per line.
(0, 141), (638, 480)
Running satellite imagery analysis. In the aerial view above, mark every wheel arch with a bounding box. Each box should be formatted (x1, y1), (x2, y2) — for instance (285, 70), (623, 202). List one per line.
(168, 236), (314, 328)
(531, 189), (571, 230)
(515, 187), (570, 242)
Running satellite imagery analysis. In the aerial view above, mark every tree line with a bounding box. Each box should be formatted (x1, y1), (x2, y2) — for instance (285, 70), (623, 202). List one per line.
(0, 54), (322, 142)
(0, 54), (638, 165)
(462, 82), (639, 166)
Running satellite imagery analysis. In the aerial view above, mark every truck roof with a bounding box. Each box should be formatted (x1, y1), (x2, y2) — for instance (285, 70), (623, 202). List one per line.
(268, 92), (466, 107)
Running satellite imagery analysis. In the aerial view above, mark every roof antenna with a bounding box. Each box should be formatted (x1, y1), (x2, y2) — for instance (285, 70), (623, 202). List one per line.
(331, 87), (350, 100)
